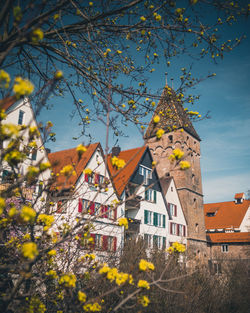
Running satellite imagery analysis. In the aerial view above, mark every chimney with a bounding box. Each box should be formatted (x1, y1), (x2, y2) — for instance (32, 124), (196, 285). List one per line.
(111, 146), (121, 157)
(234, 192), (245, 204)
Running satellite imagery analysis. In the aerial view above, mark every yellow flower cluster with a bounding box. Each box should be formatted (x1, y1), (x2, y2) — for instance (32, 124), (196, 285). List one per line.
(137, 280), (150, 289)
(39, 162), (51, 171)
(180, 160), (191, 170)
(20, 206), (36, 222)
(99, 264), (132, 286)
(156, 128), (165, 139)
(167, 242), (186, 254)
(118, 217), (128, 229)
(31, 28), (44, 43)
(59, 273), (77, 287)
(78, 290), (87, 302)
(13, 6), (22, 22)
(54, 70), (63, 80)
(0, 197), (5, 215)
(46, 270), (58, 279)
(154, 12), (162, 21)
(60, 165), (76, 177)
(48, 249), (56, 256)
(138, 295), (150, 307)
(169, 148), (184, 162)
(139, 259), (155, 271)
(153, 115), (160, 123)
(0, 69), (11, 88)
(1, 124), (20, 139)
(84, 168), (92, 175)
(111, 156), (126, 169)
(27, 166), (39, 179)
(76, 144), (87, 155)
(83, 302), (101, 312)
(4, 150), (26, 165)
(22, 242), (38, 259)
(13, 77), (34, 98)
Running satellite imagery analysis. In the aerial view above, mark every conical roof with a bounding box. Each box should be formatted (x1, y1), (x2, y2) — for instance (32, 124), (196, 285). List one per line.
(144, 85), (200, 141)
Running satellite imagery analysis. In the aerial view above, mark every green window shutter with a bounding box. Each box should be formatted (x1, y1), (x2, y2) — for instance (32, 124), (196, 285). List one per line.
(162, 237), (166, 249)
(153, 212), (158, 226)
(145, 190), (148, 201)
(153, 235), (157, 248)
(144, 210), (148, 224)
(163, 215), (166, 228)
(154, 190), (157, 203)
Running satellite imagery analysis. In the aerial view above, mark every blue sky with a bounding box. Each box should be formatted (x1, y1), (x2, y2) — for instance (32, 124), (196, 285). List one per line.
(38, 14), (250, 204)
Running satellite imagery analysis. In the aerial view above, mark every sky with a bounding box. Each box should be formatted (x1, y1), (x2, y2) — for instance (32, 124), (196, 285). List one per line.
(38, 10), (250, 204)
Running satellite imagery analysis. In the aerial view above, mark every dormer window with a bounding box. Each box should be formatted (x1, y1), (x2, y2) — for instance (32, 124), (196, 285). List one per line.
(139, 165), (152, 185)
(18, 110), (25, 125)
(234, 193), (245, 204)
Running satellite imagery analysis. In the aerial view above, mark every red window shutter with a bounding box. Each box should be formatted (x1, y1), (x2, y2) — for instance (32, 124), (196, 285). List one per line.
(183, 225), (186, 237)
(100, 205), (104, 218)
(102, 235), (108, 251)
(90, 202), (95, 215)
(175, 205), (177, 216)
(57, 201), (62, 213)
(94, 173), (100, 184)
(170, 222), (173, 235)
(177, 224), (180, 236)
(78, 199), (83, 213)
(104, 205), (108, 218)
(85, 173), (89, 182)
(114, 208), (117, 220)
(113, 237), (117, 252)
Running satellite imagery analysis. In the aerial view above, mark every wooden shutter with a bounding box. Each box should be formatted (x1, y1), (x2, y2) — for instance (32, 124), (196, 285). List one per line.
(104, 206), (108, 218)
(153, 212), (158, 226)
(144, 210), (148, 224)
(174, 205), (177, 216)
(163, 215), (166, 228)
(78, 199), (82, 213)
(94, 173), (100, 184)
(177, 224), (180, 236)
(153, 190), (157, 203)
(162, 237), (166, 249)
(102, 236), (108, 251)
(170, 222), (173, 234)
(145, 189), (148, 200)
(90, 202), (95, 215)
(84, 174), (89, 182)
(183, 225), (186, 237)
(114, 208), (117, 220)
(113, 237), (117, 252)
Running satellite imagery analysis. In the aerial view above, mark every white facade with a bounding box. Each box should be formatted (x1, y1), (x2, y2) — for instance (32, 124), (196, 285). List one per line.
(239, 205), (250, 232)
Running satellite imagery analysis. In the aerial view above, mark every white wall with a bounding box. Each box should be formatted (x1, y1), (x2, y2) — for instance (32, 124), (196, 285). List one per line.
(239, 204), (250, 232)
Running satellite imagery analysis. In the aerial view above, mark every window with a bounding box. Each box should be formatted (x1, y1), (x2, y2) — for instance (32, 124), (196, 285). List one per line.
(221, 244), (228, 253)
(179, 224), (186, 237)
(95, 234), (102, 249)
(18, 110), (24, 125)
(145, 210), (165, 228)
(95, 202), (100, 215)
(170, 222), (177, 235)
(139, 165), (152, 185)
(1, 170), (13, 183)
(195, 223), (199, 233)
(107, 236), (117, 252)
(153, 235), (162, 249)
(145, 189), (156, 203)
(31, 149), (37, 161)
(144, 234), (152, 248)
(107, 206), (117, 220)
(168, 203), (177, 217)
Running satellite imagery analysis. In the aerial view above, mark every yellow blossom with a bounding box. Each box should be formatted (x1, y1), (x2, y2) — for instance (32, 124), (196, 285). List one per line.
(140, 16), (146, 22)
(99, 264), (110, 274)
(20, 206), (36, 223)
(89, 2), (93, 6)
(111, 156), (126, 170)
(84, 168), (92, 175)
(22, 242), (38, 259)
(115, 272), (128, 286)
(139, 259), (155, 271)
(76, 144), (87, 155)
(117, 50), (122, 54)
(180, 160), (191, 170)
(118, 217), (128, 229)
(173, 148), (184, 160)
(27, 166), (39, 179)
(0, 197), (5, 215)
(31, 28), (44, 42)
(137, 280), (150, 289)
(54, 70), (63, 80)
(13, 77), (34, 98)
(59, 273), (76, 287)
(8, 207), (17, 217)
(46, 270), (58, 279)
(152, 161), (156, 167)
(13, 6), (22, 21)
(139, 295), (150, 307)
(83, 303), (101, 312)
(0, 69), (11, 88)
(78, 291), (87, 302)
(153, 115), (160, 123)
(60, 165), (76, 177)
(54, 13), (59, 20)
(39, 162), (51, 171)
(156, 128), (164, 139)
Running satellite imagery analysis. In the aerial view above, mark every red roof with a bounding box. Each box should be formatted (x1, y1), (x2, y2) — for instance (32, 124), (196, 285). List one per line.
(204, 200), (250, 230)
(234, 192), (244, 199)
(48, 143), (99, 190)
(207, 232), (250, 243)
(107, 146), (147, 197)
(0, 96), (17, 111)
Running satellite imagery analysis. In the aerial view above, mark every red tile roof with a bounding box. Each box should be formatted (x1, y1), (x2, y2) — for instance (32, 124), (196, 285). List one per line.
(234, 192), (244, 199)
(0, 96), (17, 111)
(204, 200), (250, 230)
(107, 146), (147, 197)
(48, 143), (99, 190)
(207, 232), (250, 243)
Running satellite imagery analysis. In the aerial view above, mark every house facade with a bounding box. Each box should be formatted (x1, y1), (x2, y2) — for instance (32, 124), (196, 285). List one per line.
(204, 193), (250, 260)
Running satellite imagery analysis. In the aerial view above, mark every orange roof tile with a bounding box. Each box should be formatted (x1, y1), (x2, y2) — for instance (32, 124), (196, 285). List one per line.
(107, 146), (147, 197)
(0, 96), (17, 111)
(204, 200), (250, 230)
(48, 143), (99, 190)
(207, 232), (250, 243)
(234, 192), (244, 199)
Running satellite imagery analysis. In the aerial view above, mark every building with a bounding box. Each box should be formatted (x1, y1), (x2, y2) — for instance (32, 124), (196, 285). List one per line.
(204, 192), (250, 260)
(144, 85), (207, 257)
(48, 143), (124, 261)
(107, 146), (187, 250)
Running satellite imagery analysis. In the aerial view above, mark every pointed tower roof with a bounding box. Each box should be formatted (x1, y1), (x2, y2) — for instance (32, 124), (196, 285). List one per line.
(144, 85), (200, 141)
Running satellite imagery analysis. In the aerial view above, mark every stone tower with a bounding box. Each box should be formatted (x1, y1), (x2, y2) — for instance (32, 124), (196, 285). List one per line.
(145, 85), (207, 257)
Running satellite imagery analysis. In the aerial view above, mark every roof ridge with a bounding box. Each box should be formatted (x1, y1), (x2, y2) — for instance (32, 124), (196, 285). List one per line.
(48, 142), (99, 155)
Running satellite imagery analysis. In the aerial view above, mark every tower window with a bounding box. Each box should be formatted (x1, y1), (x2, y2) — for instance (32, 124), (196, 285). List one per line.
(221, 244), (228, 253)
(18, 110), (25, 125)
(168, 135), (173, 143)
(195, 223), (199, 233)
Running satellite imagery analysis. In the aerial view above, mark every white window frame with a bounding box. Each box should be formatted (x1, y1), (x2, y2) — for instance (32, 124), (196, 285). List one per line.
(148, 211), (153, 225)
(139, 165), (152, 185)
(221, 244), (228, 253)
(172, 223), (177, 235)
